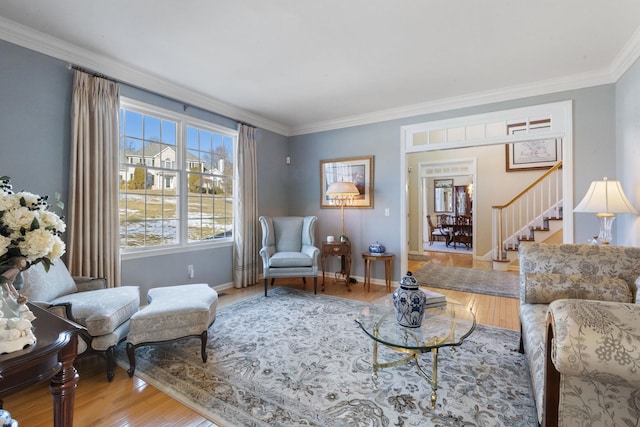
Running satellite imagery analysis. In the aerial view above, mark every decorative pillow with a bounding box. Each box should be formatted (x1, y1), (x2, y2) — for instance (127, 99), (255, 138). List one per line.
(21, 261), (78, 302)
(522, 273), (631, 304)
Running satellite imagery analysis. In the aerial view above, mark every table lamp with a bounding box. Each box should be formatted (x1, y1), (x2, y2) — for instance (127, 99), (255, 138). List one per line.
(325, 181), (359, 242)
(574, 177), (638, 244)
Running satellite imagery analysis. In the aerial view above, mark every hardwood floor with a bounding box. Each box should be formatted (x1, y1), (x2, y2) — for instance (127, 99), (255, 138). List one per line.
(5, 251), (520, 426)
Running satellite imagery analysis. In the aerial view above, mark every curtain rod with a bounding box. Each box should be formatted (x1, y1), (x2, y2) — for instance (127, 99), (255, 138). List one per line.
(69, 64), (117, 84)
(67, 64), (254, 129)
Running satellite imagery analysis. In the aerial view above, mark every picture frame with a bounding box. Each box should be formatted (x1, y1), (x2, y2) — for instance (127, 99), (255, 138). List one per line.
(505, 119), (561, 172)
(320, 156), (374, 208)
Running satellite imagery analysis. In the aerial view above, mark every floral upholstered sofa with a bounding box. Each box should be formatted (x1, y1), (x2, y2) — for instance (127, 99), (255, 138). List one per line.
(519, 243), (640, 426)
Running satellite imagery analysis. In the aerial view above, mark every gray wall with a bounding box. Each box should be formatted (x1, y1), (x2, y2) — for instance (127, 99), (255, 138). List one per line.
(616, 56), (640, 247)
(0, 40), (72, 223)
(1, 37), (636, 289)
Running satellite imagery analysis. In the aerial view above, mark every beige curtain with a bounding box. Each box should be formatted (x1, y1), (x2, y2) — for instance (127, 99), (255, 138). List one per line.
(67, 70), (121, 286)
(233, 124), (259, 288)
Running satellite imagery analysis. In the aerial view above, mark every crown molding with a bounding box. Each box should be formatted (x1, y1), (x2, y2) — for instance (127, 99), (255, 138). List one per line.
(609, 25), (640, 81)
(290, 69), (615, 136)
(0, 17), (291, 136)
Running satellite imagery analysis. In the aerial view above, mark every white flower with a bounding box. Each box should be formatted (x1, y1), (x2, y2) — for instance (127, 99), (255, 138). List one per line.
(18, 229), (55, 262)
(0, 193), (19, 212)
(47, 236), (66, 260)
(0, 236), (10, 258)
(2, 207), (36, 236)
(0, 177), (66, 271)
(15, 191), (41, 209)
(39, 210), (66, 233)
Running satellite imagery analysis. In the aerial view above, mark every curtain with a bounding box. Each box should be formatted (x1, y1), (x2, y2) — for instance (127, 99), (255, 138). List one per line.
(67, 70), (121, 287)
(233, 124), (259, 288)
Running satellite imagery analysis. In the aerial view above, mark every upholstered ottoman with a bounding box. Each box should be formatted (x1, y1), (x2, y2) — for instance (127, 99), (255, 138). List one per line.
(126, 283), (218, 377)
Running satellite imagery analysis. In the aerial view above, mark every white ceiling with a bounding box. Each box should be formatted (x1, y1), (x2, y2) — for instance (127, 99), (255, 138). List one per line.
(1, 0), (640, 136)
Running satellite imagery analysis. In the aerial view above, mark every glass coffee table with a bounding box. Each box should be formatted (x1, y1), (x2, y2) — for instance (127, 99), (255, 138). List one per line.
(355, 299), (476, 409)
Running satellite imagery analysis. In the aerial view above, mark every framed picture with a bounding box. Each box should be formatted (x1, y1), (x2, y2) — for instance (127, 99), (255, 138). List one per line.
(320, 156), (374, 208)
(505, 119), (562, 172)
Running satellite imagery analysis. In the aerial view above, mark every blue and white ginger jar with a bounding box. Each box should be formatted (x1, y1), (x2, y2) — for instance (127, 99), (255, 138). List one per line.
(368, 241), (386, 254)
(392, 271), (426, 328)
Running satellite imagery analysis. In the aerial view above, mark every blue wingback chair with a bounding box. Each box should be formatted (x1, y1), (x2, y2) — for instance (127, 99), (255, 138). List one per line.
(259, 216), (320, 296)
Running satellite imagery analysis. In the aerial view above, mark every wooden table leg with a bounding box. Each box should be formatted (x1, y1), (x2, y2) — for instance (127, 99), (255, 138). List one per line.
(364, 258), (371, 292)
(50, 336), (79, 427)
(385, 259), (392, 292)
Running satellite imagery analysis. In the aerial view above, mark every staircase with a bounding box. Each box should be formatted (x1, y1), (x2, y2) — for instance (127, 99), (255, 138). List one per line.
(492, 161), (563, 270)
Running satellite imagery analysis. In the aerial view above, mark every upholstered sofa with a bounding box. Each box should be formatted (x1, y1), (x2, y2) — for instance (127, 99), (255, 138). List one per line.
(519, 243), (640, 426)
(21, 261), (140, 381)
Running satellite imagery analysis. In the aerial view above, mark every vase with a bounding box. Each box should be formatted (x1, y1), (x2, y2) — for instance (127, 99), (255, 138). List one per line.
(0, 264), (36, 354)
(368, 241), (386, 254)
(392, 271), (427, 328)
(0, 267), (22, 319)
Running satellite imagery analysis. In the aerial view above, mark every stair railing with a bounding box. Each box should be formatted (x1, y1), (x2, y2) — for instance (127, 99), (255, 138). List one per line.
(492, 161), (563, 262)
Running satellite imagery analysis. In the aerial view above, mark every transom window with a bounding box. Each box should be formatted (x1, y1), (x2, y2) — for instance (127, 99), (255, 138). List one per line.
(118, 99), (236, 251)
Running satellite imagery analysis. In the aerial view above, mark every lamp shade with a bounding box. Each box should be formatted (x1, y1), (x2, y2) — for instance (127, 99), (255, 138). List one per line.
(325, 182), (359, 197)
(574, 177), (638, 216)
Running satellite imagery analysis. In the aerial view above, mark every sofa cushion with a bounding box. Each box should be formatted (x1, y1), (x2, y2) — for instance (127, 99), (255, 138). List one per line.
(21, 261), (78, 302)
(51, 286), (139, 336)
(522, 273), (632, 304)
(268, 252), (312, 268)
(519, 303), (548, 424)
(549, 299), (640, 388)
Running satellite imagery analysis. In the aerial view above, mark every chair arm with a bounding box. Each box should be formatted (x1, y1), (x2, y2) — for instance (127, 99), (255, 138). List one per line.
(521, 273), (632, 304)
(73, 276), (108, 292)
(259, 246), (275, 268)
(301, 245), (320, 267)
(547, 299), (640, 388)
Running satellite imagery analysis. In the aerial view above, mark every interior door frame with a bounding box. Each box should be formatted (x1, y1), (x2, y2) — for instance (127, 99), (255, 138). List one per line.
(399, 100), (574, 275)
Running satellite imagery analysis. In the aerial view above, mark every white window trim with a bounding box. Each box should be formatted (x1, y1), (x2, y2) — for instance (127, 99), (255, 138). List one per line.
(119, 97), (238, 259)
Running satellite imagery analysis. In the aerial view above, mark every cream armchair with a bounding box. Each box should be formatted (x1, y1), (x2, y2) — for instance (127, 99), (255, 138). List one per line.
(21, 261), (139, 381)
(259, 216), (319, 296)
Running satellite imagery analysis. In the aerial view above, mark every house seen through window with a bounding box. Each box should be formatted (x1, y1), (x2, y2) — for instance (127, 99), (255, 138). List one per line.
(119, 100), (236, 250)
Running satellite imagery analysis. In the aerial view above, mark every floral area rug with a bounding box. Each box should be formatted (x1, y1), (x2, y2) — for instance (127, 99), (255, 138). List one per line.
(115, 287), (536, 426)
(413, 265), (520, 299)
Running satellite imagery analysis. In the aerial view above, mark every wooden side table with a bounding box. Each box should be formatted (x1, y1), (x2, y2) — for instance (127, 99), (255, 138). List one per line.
(362, 252), (395, 292)
(0, 303), (84, 427)
(321, 241), (352, 291)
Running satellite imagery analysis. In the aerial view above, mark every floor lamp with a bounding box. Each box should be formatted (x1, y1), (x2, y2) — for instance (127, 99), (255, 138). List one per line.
(574, 177), (638, 244)
(325, 182), (359, 242)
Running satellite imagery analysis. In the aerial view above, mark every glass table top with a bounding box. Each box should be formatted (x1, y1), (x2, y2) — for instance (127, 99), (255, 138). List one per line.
(355, 298), (476, 352)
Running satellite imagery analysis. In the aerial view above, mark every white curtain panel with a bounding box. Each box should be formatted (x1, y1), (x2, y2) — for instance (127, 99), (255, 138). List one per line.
(233, 124), (259, 288)
(67, 70), (121, 286)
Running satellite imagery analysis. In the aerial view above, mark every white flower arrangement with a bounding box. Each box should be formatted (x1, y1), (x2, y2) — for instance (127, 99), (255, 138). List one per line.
(0, 176), (66, 281)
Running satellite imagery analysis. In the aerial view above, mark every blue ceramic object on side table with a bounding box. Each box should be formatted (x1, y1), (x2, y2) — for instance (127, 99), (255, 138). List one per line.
(392, 271), (426, 328)
(368, 241), (386, 254)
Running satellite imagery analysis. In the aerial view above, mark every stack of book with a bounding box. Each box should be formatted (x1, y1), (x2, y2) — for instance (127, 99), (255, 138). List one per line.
(421, 288), (446, 308)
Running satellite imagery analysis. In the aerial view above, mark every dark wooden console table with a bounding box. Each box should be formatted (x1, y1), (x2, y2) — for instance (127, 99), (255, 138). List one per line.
(0, 303), (84, 427)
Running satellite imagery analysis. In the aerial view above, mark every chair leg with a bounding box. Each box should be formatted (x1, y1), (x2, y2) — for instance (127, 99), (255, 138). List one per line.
(200, 330), (208, 363)
(313, 276), (317, 295)
(264, 277), (268, 296)
(126, 342), (136, 377)
(106, 345), (116, 382)
(302, 277), (307, 285)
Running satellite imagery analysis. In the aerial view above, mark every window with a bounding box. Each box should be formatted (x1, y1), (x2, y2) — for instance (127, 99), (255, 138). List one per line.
(118, 100), (236, 251)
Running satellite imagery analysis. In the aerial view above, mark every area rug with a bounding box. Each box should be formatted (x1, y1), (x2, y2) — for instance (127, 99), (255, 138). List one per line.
(408, 253), (431, 262)
(412, 265), (519, 299)
(115, 287), (536, 426)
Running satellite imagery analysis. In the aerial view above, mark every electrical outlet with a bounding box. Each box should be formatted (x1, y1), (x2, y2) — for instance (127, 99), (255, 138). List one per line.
(188, 264), (194, 279)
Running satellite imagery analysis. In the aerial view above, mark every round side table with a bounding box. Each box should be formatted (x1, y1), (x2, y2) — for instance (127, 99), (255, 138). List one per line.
(361, 252), (395, 292)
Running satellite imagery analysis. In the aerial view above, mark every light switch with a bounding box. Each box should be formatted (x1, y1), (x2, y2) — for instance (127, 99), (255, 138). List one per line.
(385, 208), (390, 216)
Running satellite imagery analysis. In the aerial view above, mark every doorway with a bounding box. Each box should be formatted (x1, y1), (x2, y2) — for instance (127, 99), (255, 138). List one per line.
(399, 100), (574, 274)
(416, 159), (476, 255)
